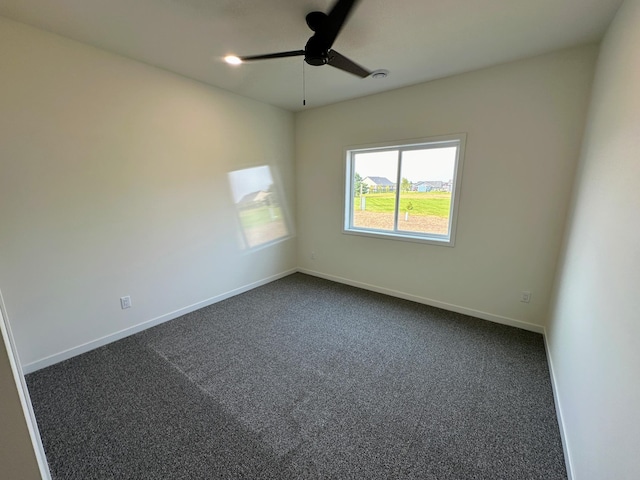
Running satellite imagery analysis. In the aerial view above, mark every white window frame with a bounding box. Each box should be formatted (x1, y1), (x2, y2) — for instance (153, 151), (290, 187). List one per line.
(343, 133), (466, 247)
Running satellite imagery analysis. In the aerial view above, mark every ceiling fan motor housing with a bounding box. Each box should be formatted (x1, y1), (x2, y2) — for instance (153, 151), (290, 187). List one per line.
(305, 15), (332, 66)
(305, 37), (329, 66)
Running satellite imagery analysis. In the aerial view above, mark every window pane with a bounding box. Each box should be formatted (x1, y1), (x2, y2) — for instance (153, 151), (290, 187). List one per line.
(352, 151), (398, 232)
(397, 146), (457, 236)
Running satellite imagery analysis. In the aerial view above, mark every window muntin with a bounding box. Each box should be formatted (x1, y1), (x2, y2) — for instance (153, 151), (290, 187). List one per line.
(344, 135), (465, 246)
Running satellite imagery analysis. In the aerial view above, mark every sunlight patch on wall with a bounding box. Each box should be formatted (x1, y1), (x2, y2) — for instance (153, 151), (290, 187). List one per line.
(228, 166), (291, 250)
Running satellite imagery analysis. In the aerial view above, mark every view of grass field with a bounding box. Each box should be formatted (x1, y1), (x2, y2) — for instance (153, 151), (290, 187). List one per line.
(352, 191), (452, 235)
(354, 192), (451, 217)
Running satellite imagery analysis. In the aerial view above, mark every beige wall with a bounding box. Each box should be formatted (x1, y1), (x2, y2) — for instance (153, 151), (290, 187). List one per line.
(547, 0), (640, 478)
(0, 17), (296, 368)
(295, 46), (597, 330)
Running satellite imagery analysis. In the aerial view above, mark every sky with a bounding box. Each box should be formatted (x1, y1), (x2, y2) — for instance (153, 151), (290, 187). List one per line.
(354, 146), (456, 183)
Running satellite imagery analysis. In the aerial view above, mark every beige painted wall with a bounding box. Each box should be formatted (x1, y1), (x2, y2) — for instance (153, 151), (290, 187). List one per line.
(546, 0), (640, 478)
(296, 46), (597, 329)
(0, 17), (296, 368)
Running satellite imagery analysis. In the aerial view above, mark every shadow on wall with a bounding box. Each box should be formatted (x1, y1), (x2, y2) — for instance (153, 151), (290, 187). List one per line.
(227, 165), (292, 250)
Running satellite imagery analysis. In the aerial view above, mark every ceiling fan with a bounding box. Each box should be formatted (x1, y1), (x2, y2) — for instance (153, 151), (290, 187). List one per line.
(225, 0), (371, 78)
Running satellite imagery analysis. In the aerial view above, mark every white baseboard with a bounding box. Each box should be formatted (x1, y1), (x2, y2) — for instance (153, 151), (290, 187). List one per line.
(297, 268), (545, 334)
(543, 330), (574, 480)
(22, 269), (297, 374)
(23, 266), (546, 374)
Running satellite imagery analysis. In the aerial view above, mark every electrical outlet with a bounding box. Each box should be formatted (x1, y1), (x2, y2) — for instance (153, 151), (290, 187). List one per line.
(520, 291), (531, 303)
(120, 296), (132, 309)
(311, 251), (316, 260)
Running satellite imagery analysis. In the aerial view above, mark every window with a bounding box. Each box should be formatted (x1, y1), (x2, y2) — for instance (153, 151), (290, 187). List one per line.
(344, 134), (465, 246)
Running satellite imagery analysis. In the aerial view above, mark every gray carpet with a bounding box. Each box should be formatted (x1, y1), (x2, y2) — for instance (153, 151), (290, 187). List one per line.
(26, 273), (567, 479)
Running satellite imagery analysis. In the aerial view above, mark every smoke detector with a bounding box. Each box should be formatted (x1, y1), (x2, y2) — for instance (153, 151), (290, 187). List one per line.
(371, 69), (389, 79)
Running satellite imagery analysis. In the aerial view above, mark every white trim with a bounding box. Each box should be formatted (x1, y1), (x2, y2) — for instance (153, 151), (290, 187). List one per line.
(298, 268), (544, 334)
(22, 268), (297, 373)
(0, 290), (51, 479)
(543, 330), (574, 480)
(341, 228), (455, 247)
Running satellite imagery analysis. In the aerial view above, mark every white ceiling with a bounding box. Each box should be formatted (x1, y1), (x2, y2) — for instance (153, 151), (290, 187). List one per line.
(0, 0), (622, 112)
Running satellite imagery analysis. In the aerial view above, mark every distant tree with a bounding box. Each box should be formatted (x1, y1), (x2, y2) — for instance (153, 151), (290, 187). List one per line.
(404, 201), (414, 221)
(401, 177), (411, 193)
(354, 173), (369, 196)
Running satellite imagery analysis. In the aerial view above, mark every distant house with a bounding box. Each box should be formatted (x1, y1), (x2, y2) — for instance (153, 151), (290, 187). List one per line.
(362, 176), (396, 192)
(237, 190), (272, 208)
(414, 180), (452, 192)
(414, 180), (442, 192)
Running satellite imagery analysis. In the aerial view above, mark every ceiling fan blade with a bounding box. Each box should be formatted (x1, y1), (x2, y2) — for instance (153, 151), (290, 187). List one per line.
(327, 50), (370, 78)
(324, 0), (359, 48)
(240, 50), (305, 62)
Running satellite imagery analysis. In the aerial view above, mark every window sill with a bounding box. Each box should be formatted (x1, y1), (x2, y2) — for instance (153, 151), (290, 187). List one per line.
(342, 227), (455, 247)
